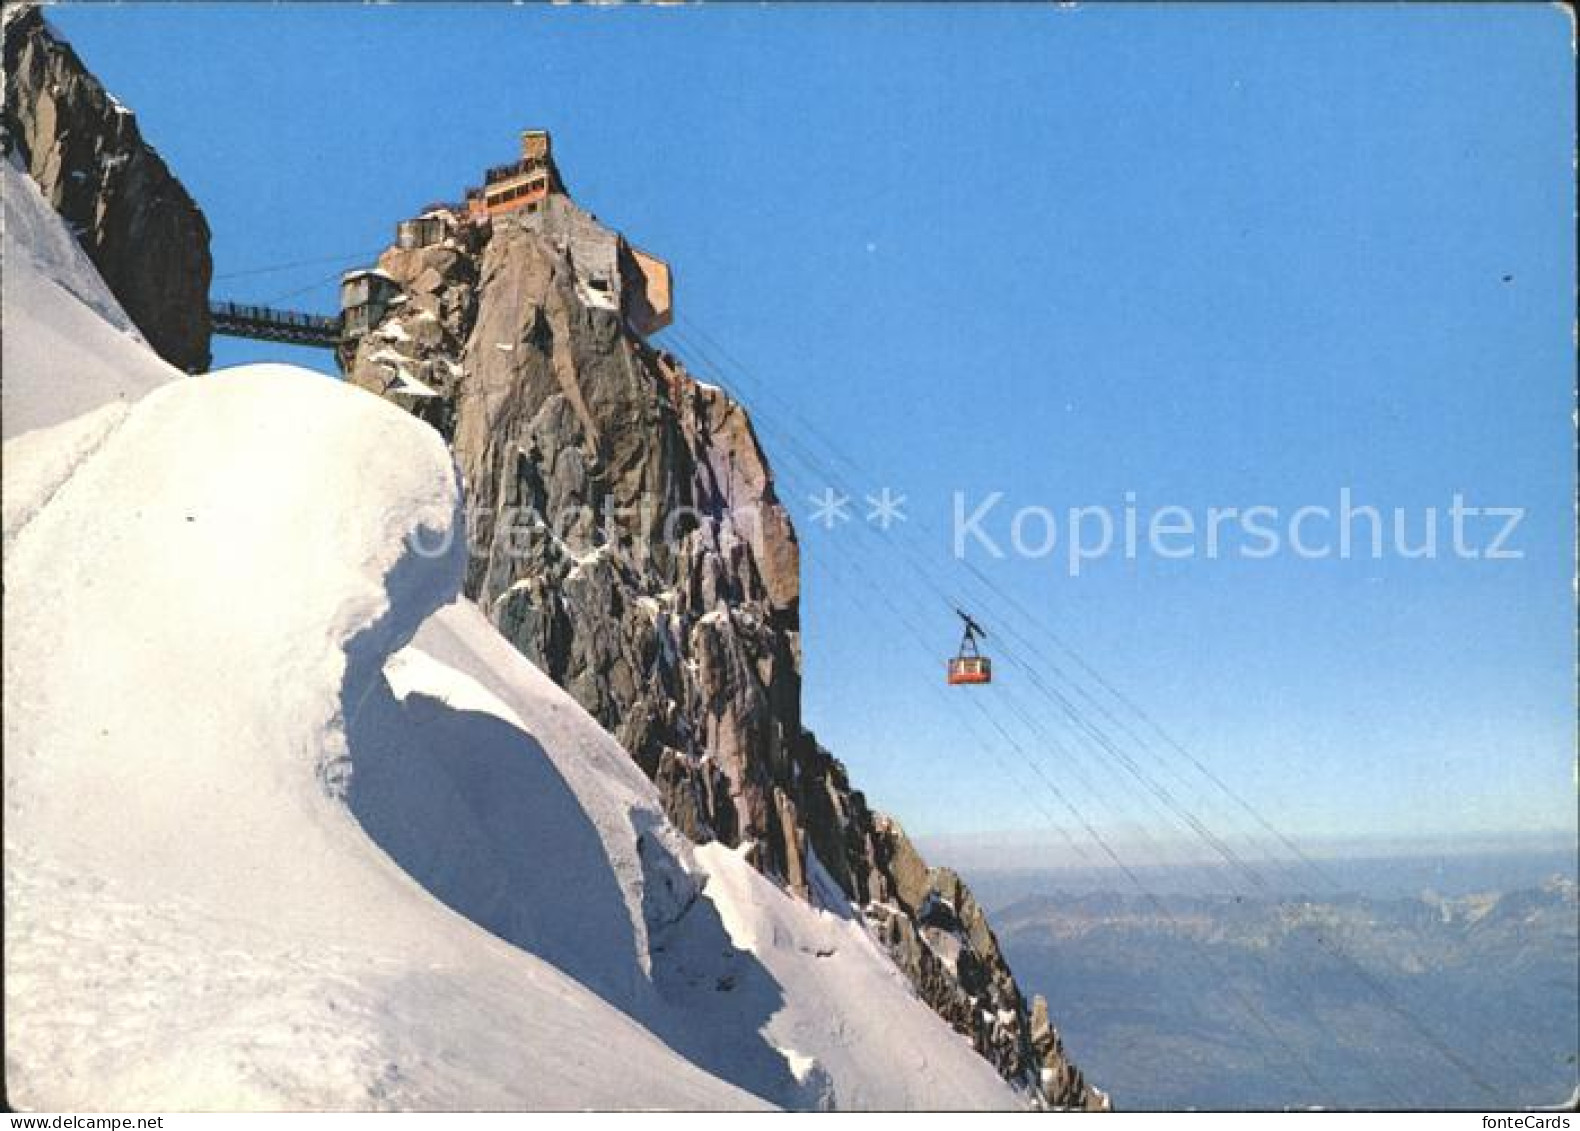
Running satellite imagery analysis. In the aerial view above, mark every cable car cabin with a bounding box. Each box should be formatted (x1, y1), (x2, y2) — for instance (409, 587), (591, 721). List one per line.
(948, 655), (992, 685)
(948, 610), (992, 685)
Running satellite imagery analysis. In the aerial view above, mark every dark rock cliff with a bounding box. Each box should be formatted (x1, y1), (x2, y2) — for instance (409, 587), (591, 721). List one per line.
(344, 181), (1105, 1110)
(2, 5), (212, 373)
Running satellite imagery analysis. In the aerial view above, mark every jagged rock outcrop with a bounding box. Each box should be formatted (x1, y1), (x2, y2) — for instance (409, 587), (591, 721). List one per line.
(866, 816), (1096, 1106)
(2, 4), (212, 372)
(344, 177), (1105, 1110)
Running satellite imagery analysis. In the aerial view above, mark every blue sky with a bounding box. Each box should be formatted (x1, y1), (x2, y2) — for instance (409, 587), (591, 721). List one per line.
(52, 4), (1575, 863)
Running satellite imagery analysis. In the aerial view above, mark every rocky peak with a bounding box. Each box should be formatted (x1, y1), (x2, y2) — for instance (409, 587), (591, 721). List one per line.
(2, 4), (212, 373)
(342, 168), (1105, 1109)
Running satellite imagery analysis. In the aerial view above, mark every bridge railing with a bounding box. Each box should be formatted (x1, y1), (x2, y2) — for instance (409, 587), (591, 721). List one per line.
(210, 301), (341, 334)
(483, 155), (550, 186)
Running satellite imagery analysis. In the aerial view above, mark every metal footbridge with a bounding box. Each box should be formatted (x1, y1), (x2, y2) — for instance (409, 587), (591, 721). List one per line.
(209, 301), (341, 350)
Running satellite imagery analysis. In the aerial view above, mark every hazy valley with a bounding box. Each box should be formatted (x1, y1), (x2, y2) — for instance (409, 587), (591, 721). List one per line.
(973, 851), (1578, 1110)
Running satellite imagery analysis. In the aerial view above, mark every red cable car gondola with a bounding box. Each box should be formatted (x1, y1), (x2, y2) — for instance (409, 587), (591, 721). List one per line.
(947, 610), (992, 685)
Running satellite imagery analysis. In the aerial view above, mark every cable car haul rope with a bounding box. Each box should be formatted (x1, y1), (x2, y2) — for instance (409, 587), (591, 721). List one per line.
(658, 311), (1512, 1104)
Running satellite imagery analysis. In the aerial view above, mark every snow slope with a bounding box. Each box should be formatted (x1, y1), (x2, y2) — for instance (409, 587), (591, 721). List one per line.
(382, 602), (1026, 1110)
(1, 154), (173, 440)
(1, 157), (1022, 1111)
(0, 359), (763, 1109)
(1, 156), (180, 541)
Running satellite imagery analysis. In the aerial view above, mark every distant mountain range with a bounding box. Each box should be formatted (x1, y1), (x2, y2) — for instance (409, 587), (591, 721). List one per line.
(990, 872), (1578, 1110)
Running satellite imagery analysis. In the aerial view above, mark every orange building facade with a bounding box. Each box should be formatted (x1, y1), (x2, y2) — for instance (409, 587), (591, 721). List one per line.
(465, 130), (561, 221)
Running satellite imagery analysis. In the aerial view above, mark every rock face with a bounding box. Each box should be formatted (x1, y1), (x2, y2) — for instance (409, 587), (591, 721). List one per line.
(2, 5), (212, 372)
(343, 181), (1104, 1110)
